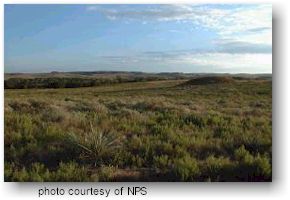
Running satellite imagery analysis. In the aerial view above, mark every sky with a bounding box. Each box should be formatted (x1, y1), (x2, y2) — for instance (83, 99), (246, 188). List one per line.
(4, 4), (272, 73)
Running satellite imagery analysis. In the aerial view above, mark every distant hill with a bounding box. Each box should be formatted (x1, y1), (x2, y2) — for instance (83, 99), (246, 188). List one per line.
(4, 71), (272, 80)
(180, 76), (235, 86)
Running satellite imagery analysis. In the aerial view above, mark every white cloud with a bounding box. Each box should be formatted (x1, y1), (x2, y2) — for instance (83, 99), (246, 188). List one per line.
(86, 4), (272, 46)
(85, 4), (272, 73)
(212, 39), (272, 54)
(170, 53), (272, 73)
(92, 51), (271, 73)
(86, 6), (98, 11)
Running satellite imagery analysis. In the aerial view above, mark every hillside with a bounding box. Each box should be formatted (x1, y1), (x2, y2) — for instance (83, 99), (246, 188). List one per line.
(180, 76), (235, 86)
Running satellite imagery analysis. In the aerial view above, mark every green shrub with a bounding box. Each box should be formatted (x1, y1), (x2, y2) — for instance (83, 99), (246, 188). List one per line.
(202, 155), (232, 181)
(4, 78), (272, 181)
(234, 146), (272, 181)
(8, 101), (31, 113)
(5, 161), (92, 182)
(97, 165), (117, 181)
(234, 145), (253, 163)
(253, 154), (272, 180)
(182, 114), (205, 128)
(11, 167), (30, 182)
(29, 163), (51, 181)
(172, 155), (200, 181)
(153, 155), (172, 171)
(4, 162), (14, 181)
(41, 108), (64, 123)
(131, 155), (145, 168)
(53, 162), (91, 182)
(5, 162), (49, 182)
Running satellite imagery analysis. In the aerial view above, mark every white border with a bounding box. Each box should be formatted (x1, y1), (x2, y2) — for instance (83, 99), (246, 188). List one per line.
(1, 1), (289, 200)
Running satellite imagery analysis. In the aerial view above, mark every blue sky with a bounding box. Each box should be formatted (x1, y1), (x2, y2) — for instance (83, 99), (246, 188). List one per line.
(5, 4), (272, 73)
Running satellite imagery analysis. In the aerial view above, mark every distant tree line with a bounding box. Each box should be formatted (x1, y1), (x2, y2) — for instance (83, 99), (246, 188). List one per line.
(4, 76), (177, 89)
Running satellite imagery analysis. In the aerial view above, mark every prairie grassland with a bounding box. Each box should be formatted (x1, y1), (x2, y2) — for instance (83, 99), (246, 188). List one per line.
(4, 79), (272, 181)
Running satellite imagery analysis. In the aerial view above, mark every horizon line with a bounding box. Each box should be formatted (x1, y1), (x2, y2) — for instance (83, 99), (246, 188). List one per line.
(4, 70), (272, 75)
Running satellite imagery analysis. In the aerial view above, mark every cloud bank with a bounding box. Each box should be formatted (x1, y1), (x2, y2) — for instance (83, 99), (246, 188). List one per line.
(5, 4), (272, 73)
(85, 4), (272, 73)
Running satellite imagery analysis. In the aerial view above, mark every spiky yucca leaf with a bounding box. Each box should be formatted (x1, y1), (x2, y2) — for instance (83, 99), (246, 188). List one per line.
(69, 123), (120, 166)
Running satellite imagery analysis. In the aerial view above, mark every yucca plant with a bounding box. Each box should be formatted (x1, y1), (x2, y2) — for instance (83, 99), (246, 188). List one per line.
(69, 123), (121, 167)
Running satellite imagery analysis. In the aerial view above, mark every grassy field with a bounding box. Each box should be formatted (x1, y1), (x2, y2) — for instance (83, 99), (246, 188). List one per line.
(4, 77), (272, 181)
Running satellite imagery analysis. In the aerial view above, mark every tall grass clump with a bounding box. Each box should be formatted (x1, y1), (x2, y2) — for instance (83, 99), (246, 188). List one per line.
(69, 123), (121, 167)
